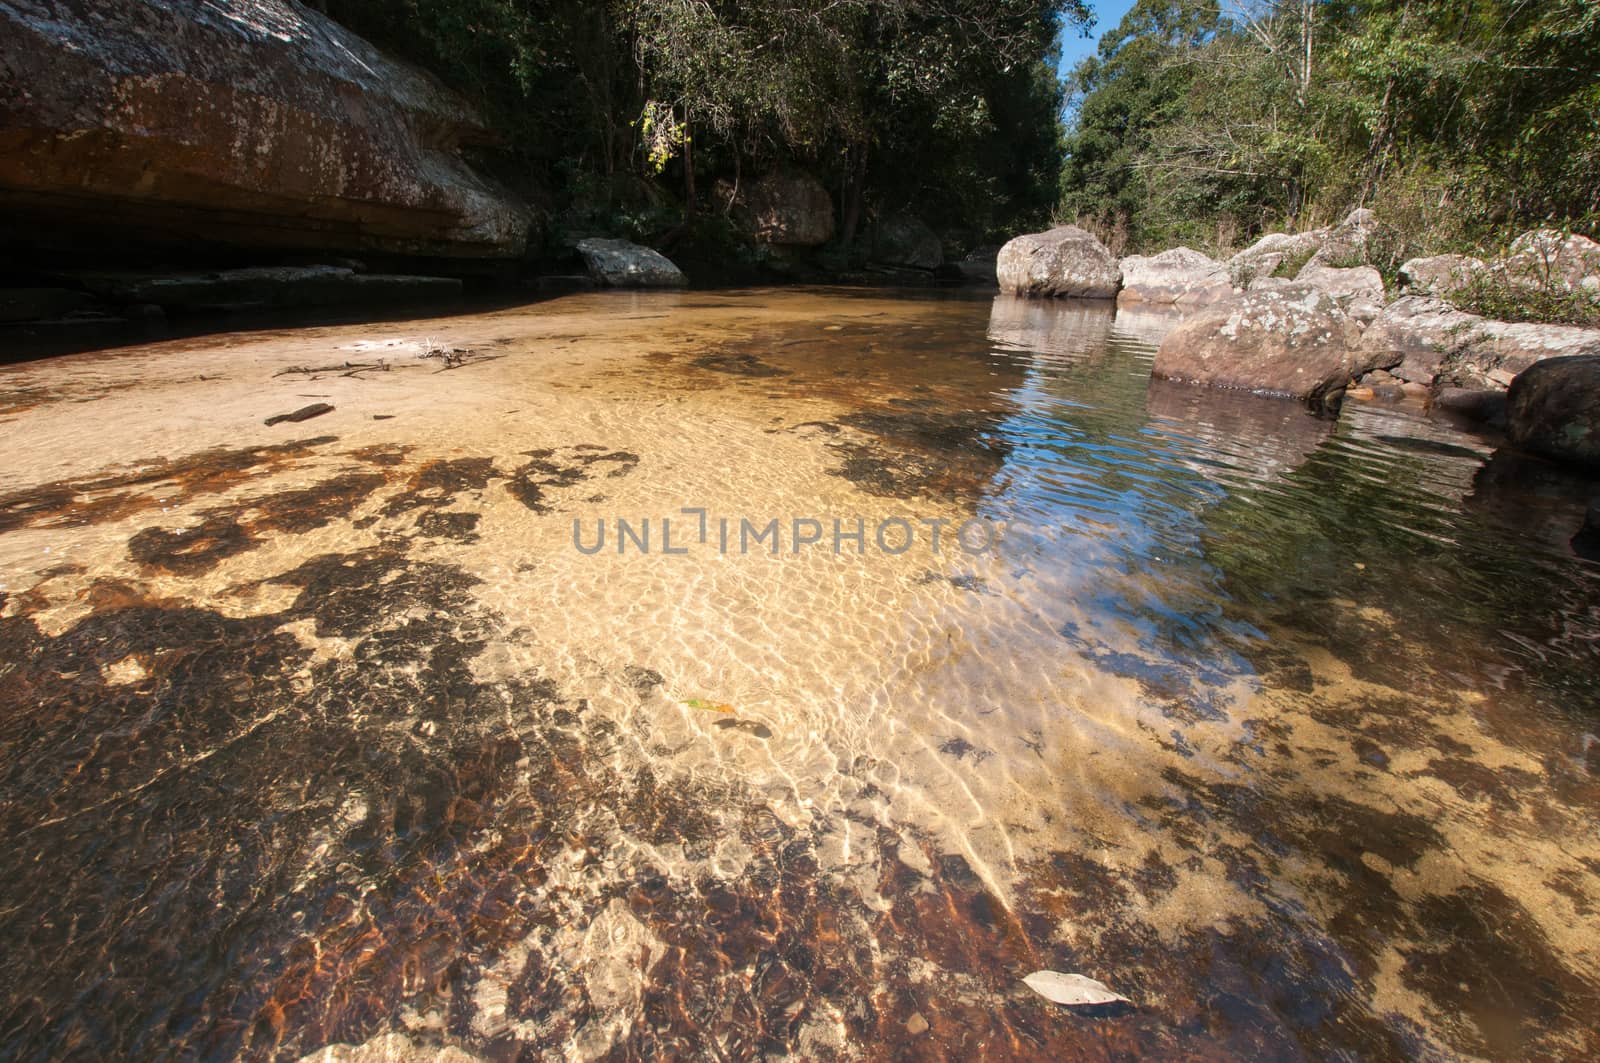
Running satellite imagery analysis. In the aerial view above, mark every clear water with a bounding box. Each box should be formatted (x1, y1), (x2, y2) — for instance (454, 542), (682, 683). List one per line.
(1, 290), (1597, 1061)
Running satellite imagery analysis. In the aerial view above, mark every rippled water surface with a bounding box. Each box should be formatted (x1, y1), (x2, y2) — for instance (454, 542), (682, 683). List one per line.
(2, 290), (1598, 1061)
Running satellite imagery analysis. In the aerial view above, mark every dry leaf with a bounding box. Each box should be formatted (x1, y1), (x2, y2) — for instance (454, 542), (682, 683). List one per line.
(1022, 971), (1130, 1007)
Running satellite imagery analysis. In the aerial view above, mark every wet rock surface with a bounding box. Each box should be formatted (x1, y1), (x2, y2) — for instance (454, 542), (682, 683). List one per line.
(1507, 355), (1600, 469)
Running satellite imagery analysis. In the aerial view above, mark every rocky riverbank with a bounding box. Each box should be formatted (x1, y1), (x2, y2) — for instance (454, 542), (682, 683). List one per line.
(997, 214), (1600, 474)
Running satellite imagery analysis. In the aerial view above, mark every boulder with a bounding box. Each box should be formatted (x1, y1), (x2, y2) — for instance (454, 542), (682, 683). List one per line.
(1431, 388), (1508, 427)
(873, 215), (942, 270)
(1399, 254), (1487, 299)
(996, 226), (1120, 299)
(1227, 229), (1328, 286)
(1362, 295), (1600, 388)
(1150, 284), (1379, 400)
(1304, 208), (1379, 269)
(0, 0), (529, 259)
(952, 247), (999, 285)
(1506, 356), (1600, 469)
(1499, 229), (1600, 304)
(575, 239), (686, 289)
(726, 172), (835, 247)
(1117, 247), (1233, 307)
(1292, 264), (1382, 307)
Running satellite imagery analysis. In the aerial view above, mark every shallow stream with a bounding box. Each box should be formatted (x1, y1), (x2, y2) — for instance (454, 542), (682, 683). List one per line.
(2, 289), (1598, 1061)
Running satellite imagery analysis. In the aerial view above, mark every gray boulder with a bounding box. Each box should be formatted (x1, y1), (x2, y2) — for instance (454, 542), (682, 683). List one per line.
(1362, 295), (1600, 388)
(1499, 229), (1600, 304)
(575, 239), (687, 288)
(952, 247), (999, 285)
(873, 215), (942, 270)
(1399, 254), (1487, 299)
(1227, 229), (1328, 287)
(1151, 284), (1381, 400)
(1304, 207), (1379, 269)
(1117, 247), (1233, 307)
(1507, 356), (1600, 469)
(996, 226), (1120, 298)
(725, 172), (835, 247)
(1295, 263), (1386, 322)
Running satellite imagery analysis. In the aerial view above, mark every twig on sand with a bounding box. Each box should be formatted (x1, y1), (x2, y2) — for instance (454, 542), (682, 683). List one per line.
(274, 360), (391, 378)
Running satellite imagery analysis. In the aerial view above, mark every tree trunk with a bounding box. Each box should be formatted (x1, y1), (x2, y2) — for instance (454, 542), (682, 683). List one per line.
(682, 105), (696, 218)
(840, 141), (868, 247)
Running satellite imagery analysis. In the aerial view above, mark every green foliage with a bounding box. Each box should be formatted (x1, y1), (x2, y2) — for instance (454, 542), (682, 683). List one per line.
(1453, 276), (1600, 330)
(320, 0), (1088, 252)
(1061, 0), (1600, 257)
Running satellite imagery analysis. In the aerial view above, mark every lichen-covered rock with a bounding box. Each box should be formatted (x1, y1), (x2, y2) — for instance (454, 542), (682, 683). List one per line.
(1292, 264), (1382, 307)
(1498, 229), (1600, 304)
(1362, 295), (1600, 388)
(1117, 247), (1232, 307)
(575, 239), (686, 288)
(1151, 284), (1381, 400)
(1227, 229), (1328, 286)
(725, 172), (836, 247)
(1507, 356), (1600, 469)
(872, 215), (942, 270)
(1304, 208), (1378, 270)
(0, 0), (529, 259)
(996, 226), (1120, 298)
(1399, 254), (1487, 299)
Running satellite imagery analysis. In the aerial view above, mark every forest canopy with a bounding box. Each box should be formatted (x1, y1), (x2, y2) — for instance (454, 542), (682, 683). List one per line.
(318, 0), (1090, 252)
(1058, 0), (1600, 257)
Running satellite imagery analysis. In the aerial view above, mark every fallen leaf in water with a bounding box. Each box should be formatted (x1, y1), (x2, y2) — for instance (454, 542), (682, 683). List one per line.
(684, 698), (735, 713)
(1022, 971), (1130, 1007)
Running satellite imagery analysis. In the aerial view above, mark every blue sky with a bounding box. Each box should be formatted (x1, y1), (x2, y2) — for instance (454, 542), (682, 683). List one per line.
(1058, 0), (1136, 77)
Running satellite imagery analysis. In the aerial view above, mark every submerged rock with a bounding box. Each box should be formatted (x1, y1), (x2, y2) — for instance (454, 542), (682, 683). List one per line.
(1507, 356), (1600, 469)
(1151, 284), (1378, 400)
(996, 226), (1120, 299)
(0, 0), (529, 259)
(1431, 388), (1508, 428)
(1117, 247), (1232, 307)
(575, 239), (687, 289)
